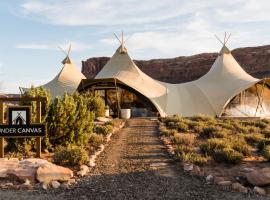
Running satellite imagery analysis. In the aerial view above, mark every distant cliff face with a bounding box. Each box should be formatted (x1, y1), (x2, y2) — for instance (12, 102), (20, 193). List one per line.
(81, 45), (270, 83)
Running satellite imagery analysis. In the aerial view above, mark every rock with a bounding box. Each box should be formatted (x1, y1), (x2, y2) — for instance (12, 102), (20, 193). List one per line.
(7, 166), (37, 183)
(77, 165), (90, 177)
(19, 158), (50, 167)
(232, 182), (248, 194)
(80, 165), (90, 173)
(96, 117), (112, 123)
(206, 175), (213, 182)
(60, 183), (69, 189)
(68, 178), (76, 185)
(42, 182), (48, 190)
(241, 167), (254, 173)
(254, 186), (266, 196)
(23, 179), (31, 186)
(214, 176), (225, 184)
(0, 169), (7, 178)
(51, 181), (61, 189)
(3, 158), (52, 183)
(217, 181), (232, 186)
(192, 165), (200, 175)
(246, 168), (270, 186)
(88, 160), (96, 167)
(77, 170), (86, 177)
(183, 163), (193, 171)
(37, 163), (73, 183)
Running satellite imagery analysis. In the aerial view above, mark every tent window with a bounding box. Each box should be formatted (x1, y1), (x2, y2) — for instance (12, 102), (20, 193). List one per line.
(222, 83), (270, 117)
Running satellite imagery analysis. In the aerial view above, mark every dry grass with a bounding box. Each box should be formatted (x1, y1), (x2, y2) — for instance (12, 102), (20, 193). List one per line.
(161, 115), (270, 165)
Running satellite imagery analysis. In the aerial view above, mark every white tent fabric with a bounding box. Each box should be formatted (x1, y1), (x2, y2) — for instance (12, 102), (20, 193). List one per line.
(21, 56), (86, 99)
(95, 44), (261, 117)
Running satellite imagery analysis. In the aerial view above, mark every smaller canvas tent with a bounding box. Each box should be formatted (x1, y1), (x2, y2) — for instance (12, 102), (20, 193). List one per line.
(20, 55), (85, 98)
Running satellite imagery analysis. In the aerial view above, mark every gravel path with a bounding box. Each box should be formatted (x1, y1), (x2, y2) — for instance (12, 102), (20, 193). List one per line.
(0, 118), (268, 200)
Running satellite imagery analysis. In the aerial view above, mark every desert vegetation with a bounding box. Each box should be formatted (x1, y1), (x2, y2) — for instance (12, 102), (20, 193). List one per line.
(4, 87), (122, 166)
(160, 115), (270, 165)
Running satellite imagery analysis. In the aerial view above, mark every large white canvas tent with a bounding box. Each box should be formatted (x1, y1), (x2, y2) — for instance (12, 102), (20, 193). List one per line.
(20, 55), (86, 98)
(79, 36), (270, 118)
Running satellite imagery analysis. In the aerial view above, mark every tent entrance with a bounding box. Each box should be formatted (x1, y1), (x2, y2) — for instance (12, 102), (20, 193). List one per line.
(221, 81), (270, 117)
(78, 79), (159, 118)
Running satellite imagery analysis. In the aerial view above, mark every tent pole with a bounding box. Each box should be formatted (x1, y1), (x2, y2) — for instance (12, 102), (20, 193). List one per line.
(114, 78), (120, 118)
(255, 80), (266, 116)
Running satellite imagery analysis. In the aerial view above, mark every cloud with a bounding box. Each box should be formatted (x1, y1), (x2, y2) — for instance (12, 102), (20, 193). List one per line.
(16, 42), (92, 51)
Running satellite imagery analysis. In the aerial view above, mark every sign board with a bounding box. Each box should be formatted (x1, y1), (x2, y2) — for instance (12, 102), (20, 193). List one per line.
(0, 106), (46, 137)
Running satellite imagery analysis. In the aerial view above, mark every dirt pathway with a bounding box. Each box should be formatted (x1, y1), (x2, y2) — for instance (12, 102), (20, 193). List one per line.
(0, 118), (268, 200)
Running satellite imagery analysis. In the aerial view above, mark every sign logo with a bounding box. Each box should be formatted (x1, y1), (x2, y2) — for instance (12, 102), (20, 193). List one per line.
(9, 107), (30, 125)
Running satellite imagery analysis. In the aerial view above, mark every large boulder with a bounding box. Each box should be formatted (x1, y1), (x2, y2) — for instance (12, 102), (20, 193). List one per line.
(246, 168), (270, 186)
(6, 158), (51, 183)
(37, 163), (73, 183)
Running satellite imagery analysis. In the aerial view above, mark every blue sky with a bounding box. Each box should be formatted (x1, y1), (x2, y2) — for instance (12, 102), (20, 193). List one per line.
(1, 0), (270, 93)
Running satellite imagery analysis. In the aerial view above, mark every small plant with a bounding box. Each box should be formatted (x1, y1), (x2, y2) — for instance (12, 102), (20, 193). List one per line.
(200, 138), (228, 155)
(53, 145), (89, 166)
(175, 122), (189, 132)
(263, 145), (270, 160)
(175, 145), (194, 154)
(255, 121), (268, 129)
(258, 138), (270, 151)
(243, 133), (265, 144)
(199, 126), (228, 138)
(231, 137), (252, 156)
(181, 152), (207, 166)
(212, 147), (244, 164)
(94, 124), (113, 136)
(173, 133), (194, 146)
(89, 133), (104, 149)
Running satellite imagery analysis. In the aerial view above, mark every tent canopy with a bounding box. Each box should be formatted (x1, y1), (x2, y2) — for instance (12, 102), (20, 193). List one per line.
(84, 43), (264, 117)
(20, 56), (86, 99)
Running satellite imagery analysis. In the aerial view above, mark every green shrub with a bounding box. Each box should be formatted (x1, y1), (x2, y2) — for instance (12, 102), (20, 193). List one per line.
(212, 147), (244, 164)
(94, 124), (113, 136)
(173, 133), (194, 146)
(200, 138), (228, 155)
(187, 121), (205, 133)
(190, 115), (216, 123)
(243, 133), (265, 144)
(261, 129), (270, 138)
(160, 126), (177, 137)
(231, 138), (252, 156)
(88, 133), (104, 149)
(47, 93), (94, 148)
(255, 121), (268, 129)
(163, 116), (182, 126)
(176, 122), (189, 132)
(53, 145), (89, 166)
(199, 126), (228, 138)
(181, 152), (207, 166)
(175, 145), (194, 154)
(258, 138), (270, 151)
(79, 91), (105, 118)
(263, 145), (270, 160)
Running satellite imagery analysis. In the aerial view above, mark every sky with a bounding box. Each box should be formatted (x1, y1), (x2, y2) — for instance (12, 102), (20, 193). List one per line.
(1, 0), (270, 93)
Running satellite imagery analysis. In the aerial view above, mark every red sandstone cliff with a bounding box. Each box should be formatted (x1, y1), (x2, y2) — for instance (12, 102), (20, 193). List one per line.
(81, 45), (270, 83)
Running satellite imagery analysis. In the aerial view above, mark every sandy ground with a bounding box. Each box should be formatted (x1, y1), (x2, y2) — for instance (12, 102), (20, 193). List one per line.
(0, 118), (267, 200)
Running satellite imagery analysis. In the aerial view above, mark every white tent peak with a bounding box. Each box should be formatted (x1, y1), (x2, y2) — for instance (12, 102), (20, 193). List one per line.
(114, 31), (128, 54)
(62, 56), (72, 64)
(20, 53), (85, 99)
(59, 44), (72, 64)
(215, 32), (232, 55)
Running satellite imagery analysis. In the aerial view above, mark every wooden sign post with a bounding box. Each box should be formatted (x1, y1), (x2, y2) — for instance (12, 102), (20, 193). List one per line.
(0, 97), (47, 158)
